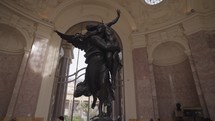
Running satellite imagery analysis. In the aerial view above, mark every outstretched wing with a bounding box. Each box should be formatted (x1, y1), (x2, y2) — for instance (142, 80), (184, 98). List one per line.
(56, 31), (87, 50)
(67, 37), (87, 51)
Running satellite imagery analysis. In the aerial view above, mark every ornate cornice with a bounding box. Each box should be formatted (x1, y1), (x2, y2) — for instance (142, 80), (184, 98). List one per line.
(182, 11), (215, 35)
(132, 10), (215, 36)
(0, 48), (24, 55)
(131, 34), (147, 48)
(131, 10), (215, 56)
(153, 54), (187, 66)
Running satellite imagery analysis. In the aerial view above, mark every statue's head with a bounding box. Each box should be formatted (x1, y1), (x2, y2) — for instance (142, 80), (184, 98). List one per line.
(86, 22), (107, 32)
(97, 23), (106, 32)
(86, 23), (97, 31)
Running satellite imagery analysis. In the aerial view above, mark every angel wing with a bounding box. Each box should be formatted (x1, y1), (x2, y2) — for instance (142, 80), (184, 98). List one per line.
(55, 31), (87, 50)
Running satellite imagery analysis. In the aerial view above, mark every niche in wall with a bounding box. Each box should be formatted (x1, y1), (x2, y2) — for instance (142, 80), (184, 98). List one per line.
(152, 41), (200, 120)
(0, 24), (26, 120)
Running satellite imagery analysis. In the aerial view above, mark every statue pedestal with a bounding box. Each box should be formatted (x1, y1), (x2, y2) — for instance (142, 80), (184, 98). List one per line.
(92, 117), (113, 121)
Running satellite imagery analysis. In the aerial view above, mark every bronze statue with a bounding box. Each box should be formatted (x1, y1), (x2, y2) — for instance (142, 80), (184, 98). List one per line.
(55, 10), (122, 121)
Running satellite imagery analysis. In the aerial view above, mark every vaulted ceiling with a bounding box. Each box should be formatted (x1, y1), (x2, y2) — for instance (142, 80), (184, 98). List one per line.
(2, 0), (215, 33)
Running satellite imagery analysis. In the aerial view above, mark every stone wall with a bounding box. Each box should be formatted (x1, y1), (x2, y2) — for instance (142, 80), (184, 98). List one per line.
(133, 47), (154, 120)
(188, 31), (215, 120)
(0, 53), (23, 120)
(153, 59), (200, 120)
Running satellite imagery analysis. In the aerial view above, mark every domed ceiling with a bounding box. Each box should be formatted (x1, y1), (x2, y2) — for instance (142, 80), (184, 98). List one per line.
(1, 0), (215, 33)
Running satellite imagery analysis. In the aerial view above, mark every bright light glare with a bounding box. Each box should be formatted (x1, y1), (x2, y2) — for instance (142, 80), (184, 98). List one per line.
(145, 0), (163, 5)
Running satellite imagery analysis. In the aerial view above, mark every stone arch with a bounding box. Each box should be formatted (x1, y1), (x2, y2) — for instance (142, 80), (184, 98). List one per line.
(148, 39), (189, 63)
(0, 23), (26, 54)
(50, 0), (137, 31)
(152, 41), (187, 66)
(0, 19), (33, 51)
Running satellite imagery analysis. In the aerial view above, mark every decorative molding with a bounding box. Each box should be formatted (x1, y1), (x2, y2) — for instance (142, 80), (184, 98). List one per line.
(146, 25), (189, 64)
(0, 4), (54, 52)
(0, 5), (36, 50)
(132, 10), (215, 36)
(9, 14), (20, 26)
(131, 24), (191, 61)
(0, 48), (24, 55)
(35, 23), (53, 39)
(0, 1), (54, 27)
(183, 11), (215, 35)
(131, 34), (147, 48)
(153, 54), (187, 66)
(134, 0), (186, 32)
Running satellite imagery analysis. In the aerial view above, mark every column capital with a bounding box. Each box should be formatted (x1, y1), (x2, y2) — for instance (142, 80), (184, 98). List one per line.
(61, 43), (73, 59)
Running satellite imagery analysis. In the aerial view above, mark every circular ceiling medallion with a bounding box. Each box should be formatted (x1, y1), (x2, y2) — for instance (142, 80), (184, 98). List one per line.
(145, 0), (163, 5)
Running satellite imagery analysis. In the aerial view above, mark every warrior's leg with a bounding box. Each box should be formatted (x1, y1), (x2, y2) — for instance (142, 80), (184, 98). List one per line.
(98, 101), (103, 116)
(91, 95), (97, 109)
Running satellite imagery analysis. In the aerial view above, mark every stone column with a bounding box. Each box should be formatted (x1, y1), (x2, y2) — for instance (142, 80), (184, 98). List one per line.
(148, 59), (160, 120)
(52, 43), (72, 120)
(185, 50), (209, 118)
(12, 23), (51, 118)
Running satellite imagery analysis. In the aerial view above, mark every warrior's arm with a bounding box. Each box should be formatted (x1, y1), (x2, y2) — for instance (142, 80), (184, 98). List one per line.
(55, 30), (86, 50)
(106, 9), (120, 27)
